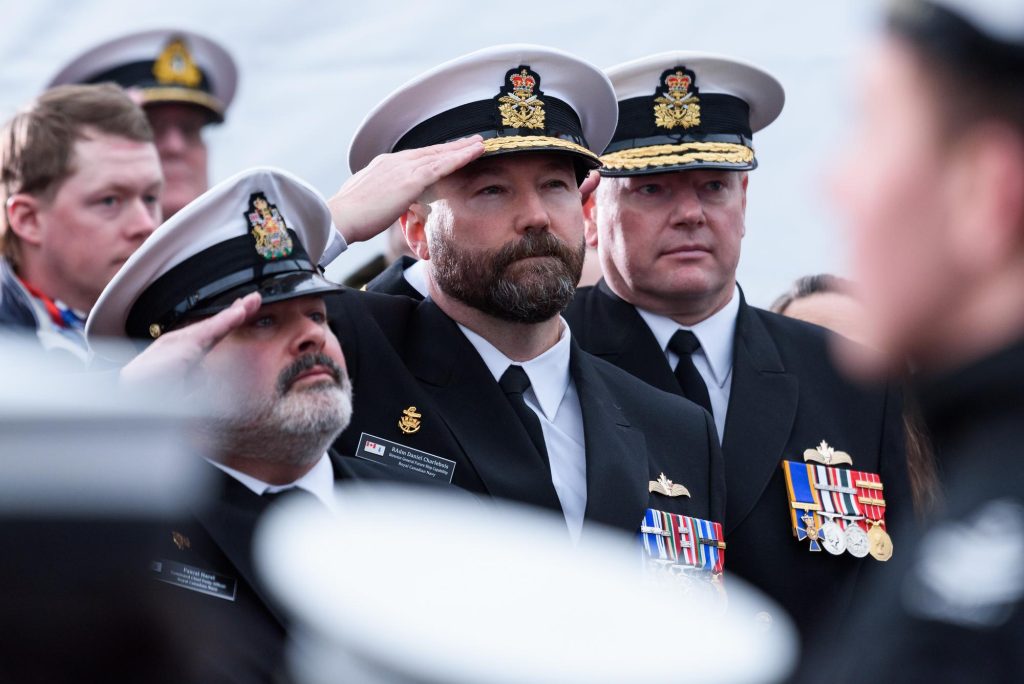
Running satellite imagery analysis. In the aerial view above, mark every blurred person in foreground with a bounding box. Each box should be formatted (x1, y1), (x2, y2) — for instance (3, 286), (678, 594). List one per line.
(804, 0), (1024, 680)
(49, 29), (238, 220)
(772, 274), (940, 520)
(87, 167), (420, 683)
(0, 83), (161, 361)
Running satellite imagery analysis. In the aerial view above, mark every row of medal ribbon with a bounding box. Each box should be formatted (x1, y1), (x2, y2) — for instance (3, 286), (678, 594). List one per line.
(639, 508), (726, 575)
(782, 460), (893, 561)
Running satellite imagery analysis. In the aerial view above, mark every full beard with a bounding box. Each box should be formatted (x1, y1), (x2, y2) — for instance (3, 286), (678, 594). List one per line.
(430, 229), (586, 324)
(202, 353), (353, 467)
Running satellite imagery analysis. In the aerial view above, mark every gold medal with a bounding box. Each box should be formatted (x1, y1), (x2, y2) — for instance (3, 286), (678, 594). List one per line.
(867, 523), (893, 562)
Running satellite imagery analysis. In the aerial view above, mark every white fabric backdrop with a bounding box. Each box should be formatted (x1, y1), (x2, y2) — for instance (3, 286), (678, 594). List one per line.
(0, 0), (883, 306)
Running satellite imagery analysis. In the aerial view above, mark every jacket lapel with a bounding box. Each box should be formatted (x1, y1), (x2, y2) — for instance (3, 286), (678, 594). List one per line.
(404, 301), (563, 513)
(721, 296), (798, 534)
(577, 281), (681, 396)
(572, 344), (649, 532)
(193, 468), (288, 627)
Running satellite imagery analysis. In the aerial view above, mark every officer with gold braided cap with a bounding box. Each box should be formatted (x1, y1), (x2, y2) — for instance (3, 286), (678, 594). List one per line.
(49, 29), (237, 219)
(561, 52), (912, 647)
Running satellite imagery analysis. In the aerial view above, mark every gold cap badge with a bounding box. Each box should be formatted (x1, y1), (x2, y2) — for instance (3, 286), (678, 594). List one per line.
(153, 38), (202, 88)
(653, 66), (701, 130)
(398, 406), (422, 434)
(496, 65), (546, 130)
(803, 440), (853, 466)
(246, 192), (293, 261)
(649, 472), (691, 498)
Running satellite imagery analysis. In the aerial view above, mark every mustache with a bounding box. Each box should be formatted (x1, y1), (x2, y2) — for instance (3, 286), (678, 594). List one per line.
(277, 353), (345, 394)
(492, 231), (579, 271)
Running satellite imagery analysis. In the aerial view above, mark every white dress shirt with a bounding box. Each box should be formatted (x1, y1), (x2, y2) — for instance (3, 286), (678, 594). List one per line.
(208, 452), (337, 511)
(458, 320), (587, 540)
(636, 289), (740, 442)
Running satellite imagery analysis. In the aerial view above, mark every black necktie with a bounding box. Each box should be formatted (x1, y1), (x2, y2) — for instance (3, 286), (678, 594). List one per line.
(668, 329), (713, 416)
(499, 365), (550, 463)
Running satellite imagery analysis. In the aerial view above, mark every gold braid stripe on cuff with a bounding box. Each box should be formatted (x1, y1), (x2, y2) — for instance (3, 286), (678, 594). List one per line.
(482, 136), (599, 163)
(140, 87), (226, 116)
(600, 142), (753, 170)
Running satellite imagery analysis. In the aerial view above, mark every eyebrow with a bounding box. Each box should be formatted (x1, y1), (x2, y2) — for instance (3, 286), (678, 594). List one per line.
(88, 177), (163, 195)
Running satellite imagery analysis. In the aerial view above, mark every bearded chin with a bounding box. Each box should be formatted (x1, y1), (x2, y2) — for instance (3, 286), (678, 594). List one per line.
(431, 231), (585, 323)
(203, 377), (353, 467)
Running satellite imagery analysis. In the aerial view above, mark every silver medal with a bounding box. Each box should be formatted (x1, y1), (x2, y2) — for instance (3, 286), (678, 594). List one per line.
(844, 524), (870, 558)
(820, 520), (847, 555)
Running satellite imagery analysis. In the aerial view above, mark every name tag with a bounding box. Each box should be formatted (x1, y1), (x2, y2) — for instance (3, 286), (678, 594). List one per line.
(356, 432), (456, 483)
(151, 559), (237, 601)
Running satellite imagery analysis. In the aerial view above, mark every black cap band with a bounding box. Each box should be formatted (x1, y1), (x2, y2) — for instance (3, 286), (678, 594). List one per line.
(87, 60), (214, 95)
(125, 230), (315, 339)
(393, 95), (587, 152)
(604, 93), (751, 154)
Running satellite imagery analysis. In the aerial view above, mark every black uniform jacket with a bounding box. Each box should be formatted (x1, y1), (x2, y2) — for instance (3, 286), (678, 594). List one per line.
(150, 452), (419, 683)
(564, 281), (910, 641)
(329, 289), (726, 534)
(364, 255), (422, 299)
(803, 339), (1024, 683)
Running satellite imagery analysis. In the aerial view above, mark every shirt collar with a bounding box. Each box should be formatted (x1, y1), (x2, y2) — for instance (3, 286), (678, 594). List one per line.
(208, 452), (336, 508)
(402, 259), (431, 298)
(457, 319), (573, 422)
(636, 288), (740, 388)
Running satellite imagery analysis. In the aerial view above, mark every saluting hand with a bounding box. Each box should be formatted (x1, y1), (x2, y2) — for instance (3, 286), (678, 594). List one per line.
(119, 292), (262, 389)
(328, 135), (485, 244)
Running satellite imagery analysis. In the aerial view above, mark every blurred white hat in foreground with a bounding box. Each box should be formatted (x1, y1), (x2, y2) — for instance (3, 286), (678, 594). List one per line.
(257, 485), (797, 684)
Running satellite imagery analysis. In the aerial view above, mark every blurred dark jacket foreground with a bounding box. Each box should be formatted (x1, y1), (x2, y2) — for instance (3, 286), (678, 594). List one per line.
(799, 339), (1024, 682)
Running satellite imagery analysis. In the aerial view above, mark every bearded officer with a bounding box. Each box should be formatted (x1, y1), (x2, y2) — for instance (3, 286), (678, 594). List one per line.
(325, 45), (726, 549)
(50, 29), (237, 219)
(558, 53), (912, 642)
(86, 167), (423, 682)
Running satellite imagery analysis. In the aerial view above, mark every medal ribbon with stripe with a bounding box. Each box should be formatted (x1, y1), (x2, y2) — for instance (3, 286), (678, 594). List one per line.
(640, 509), (724, 574)
(814, 464), (843, 529)
(851, 469), (887, 532)
(782, 461), (824, 551)
(834, 467), (865, 529)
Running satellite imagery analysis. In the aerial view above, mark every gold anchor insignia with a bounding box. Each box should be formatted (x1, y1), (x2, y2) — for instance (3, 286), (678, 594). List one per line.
(171, 531), (191, 551)
(153, 38), (202, 88)
(803, 440), (853, 466)
(398, 406), (422, 434)
(649, 472), (691, 498)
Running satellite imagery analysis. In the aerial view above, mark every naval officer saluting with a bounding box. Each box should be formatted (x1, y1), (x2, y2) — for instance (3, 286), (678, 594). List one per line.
(325, 45), (726, 548)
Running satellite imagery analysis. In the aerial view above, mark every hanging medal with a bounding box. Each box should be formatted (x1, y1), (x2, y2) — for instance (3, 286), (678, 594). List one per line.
(834, 468), (870, 558)
(813, 465), (847, 556)
(782, 461), (824, 552)
(852, 470), (893, 561)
